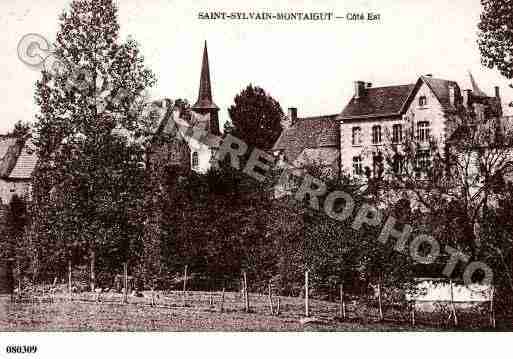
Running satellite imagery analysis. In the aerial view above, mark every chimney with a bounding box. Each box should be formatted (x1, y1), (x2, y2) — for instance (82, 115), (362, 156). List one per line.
(495, 86), (500, 99)
(288, 107), (298, 126)
(463, 89), (472, 109)
(354, 81), (366, 99)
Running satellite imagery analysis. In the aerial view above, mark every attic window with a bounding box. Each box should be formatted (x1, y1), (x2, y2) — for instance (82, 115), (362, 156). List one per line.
(419, 96), (427, 107)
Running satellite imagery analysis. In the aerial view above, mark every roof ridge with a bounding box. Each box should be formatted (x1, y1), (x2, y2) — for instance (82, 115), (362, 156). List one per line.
(420, 75), (456, 82)
(363, 83), (416, 90)
(296, 114), (338, 121)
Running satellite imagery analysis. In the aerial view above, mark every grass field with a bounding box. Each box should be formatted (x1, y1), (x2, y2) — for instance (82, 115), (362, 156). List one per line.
(0, 291), (497, 331)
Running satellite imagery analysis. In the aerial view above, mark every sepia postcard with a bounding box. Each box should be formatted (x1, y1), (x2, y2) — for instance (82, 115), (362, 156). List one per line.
(1, 0), (513, 357)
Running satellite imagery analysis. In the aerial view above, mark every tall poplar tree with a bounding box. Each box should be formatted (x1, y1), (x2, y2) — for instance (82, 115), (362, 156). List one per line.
(32, 0), (156, 286)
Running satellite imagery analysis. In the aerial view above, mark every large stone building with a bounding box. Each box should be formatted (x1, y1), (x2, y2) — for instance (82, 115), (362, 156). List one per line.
(273, 73), (503, 178)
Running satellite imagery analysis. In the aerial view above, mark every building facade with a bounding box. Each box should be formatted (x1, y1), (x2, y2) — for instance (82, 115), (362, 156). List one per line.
(273, 73), (503, 178)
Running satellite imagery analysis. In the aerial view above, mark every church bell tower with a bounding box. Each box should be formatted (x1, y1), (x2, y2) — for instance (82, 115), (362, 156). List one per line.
(192, 41), (220, 135)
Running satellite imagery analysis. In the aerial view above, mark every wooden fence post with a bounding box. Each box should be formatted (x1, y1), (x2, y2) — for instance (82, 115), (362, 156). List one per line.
(17, 260), (21, 296)
(243, 271), (249, 312)
(220, 287), (225, 313)
(90, 250), (95, 292)
(123, 262), (128, 304)
(183, 265), (188, 307)
(490, 286), (496, 329)
(410, 301), (416, 326)
(449, 279), (458, 326)
(268, 280), (274, 315)
(340, 283), (346, 319)
(68, 260), (72, 301)
(377, 281), (383, 321)
(305, 270), (309, 317)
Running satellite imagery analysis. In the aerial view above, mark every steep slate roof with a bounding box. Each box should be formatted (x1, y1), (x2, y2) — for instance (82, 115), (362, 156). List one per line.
(0, 137), (37, 180)
(273, 114), (339, 162)
(9, 140), (37, 179)
(340, 76), (462, 120)
(151, 99), (221, 149)
(192, 41), (219, 111)
(420, 76), (461, 112)
(340, 84), (415, 119)
(293, 148), (339, 168)
(0, 137), (22, 178)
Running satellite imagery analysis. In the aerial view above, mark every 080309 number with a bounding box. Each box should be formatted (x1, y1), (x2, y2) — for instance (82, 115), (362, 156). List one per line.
(6, 345), (37, 354)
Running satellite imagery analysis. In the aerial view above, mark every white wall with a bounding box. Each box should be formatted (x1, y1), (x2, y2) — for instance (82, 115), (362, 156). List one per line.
(0, 179), (30, 205)
(339, 81), (450, 175)
(187, 138), (213, 174)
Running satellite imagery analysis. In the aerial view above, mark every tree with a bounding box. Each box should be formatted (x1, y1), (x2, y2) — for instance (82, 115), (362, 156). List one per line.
(31, 0), (156, 286)
(4, 195), (29, 287)
(378, 106), (513, 289)
(9, 121), (31, 139)
(2, 195), (28, 260)
(478, 0), (513, 85)
(227, 84), (283, 150)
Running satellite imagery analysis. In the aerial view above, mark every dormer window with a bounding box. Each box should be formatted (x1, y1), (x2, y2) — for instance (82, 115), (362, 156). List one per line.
(419, 96), (427, 107)
(372, 125), (382, 144)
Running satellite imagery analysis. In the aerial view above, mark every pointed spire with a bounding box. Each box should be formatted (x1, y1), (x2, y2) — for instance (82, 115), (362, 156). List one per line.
(468, 70), (488, 97)
(193, 41), (219, 110)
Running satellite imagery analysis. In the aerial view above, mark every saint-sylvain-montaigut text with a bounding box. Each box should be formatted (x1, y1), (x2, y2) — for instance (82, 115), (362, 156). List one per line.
(198, 12), (335, 21)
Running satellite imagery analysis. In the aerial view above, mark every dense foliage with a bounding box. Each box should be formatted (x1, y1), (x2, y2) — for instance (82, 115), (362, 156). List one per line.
(226, 84), (284, 151)
(29, 0), (156, 286)
(478, 0), (513, 80)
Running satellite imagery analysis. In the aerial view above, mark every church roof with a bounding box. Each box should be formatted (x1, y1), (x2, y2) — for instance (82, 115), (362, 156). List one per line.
(192, 41), (219, 111)
(273, 114), (339, 162)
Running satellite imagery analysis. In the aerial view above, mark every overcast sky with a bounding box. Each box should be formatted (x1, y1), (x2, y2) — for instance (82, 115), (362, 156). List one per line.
(1, 0), (511, 133)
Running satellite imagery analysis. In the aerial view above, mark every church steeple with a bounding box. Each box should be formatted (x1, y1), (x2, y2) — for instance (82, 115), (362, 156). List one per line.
(192, 41), (220, 134)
